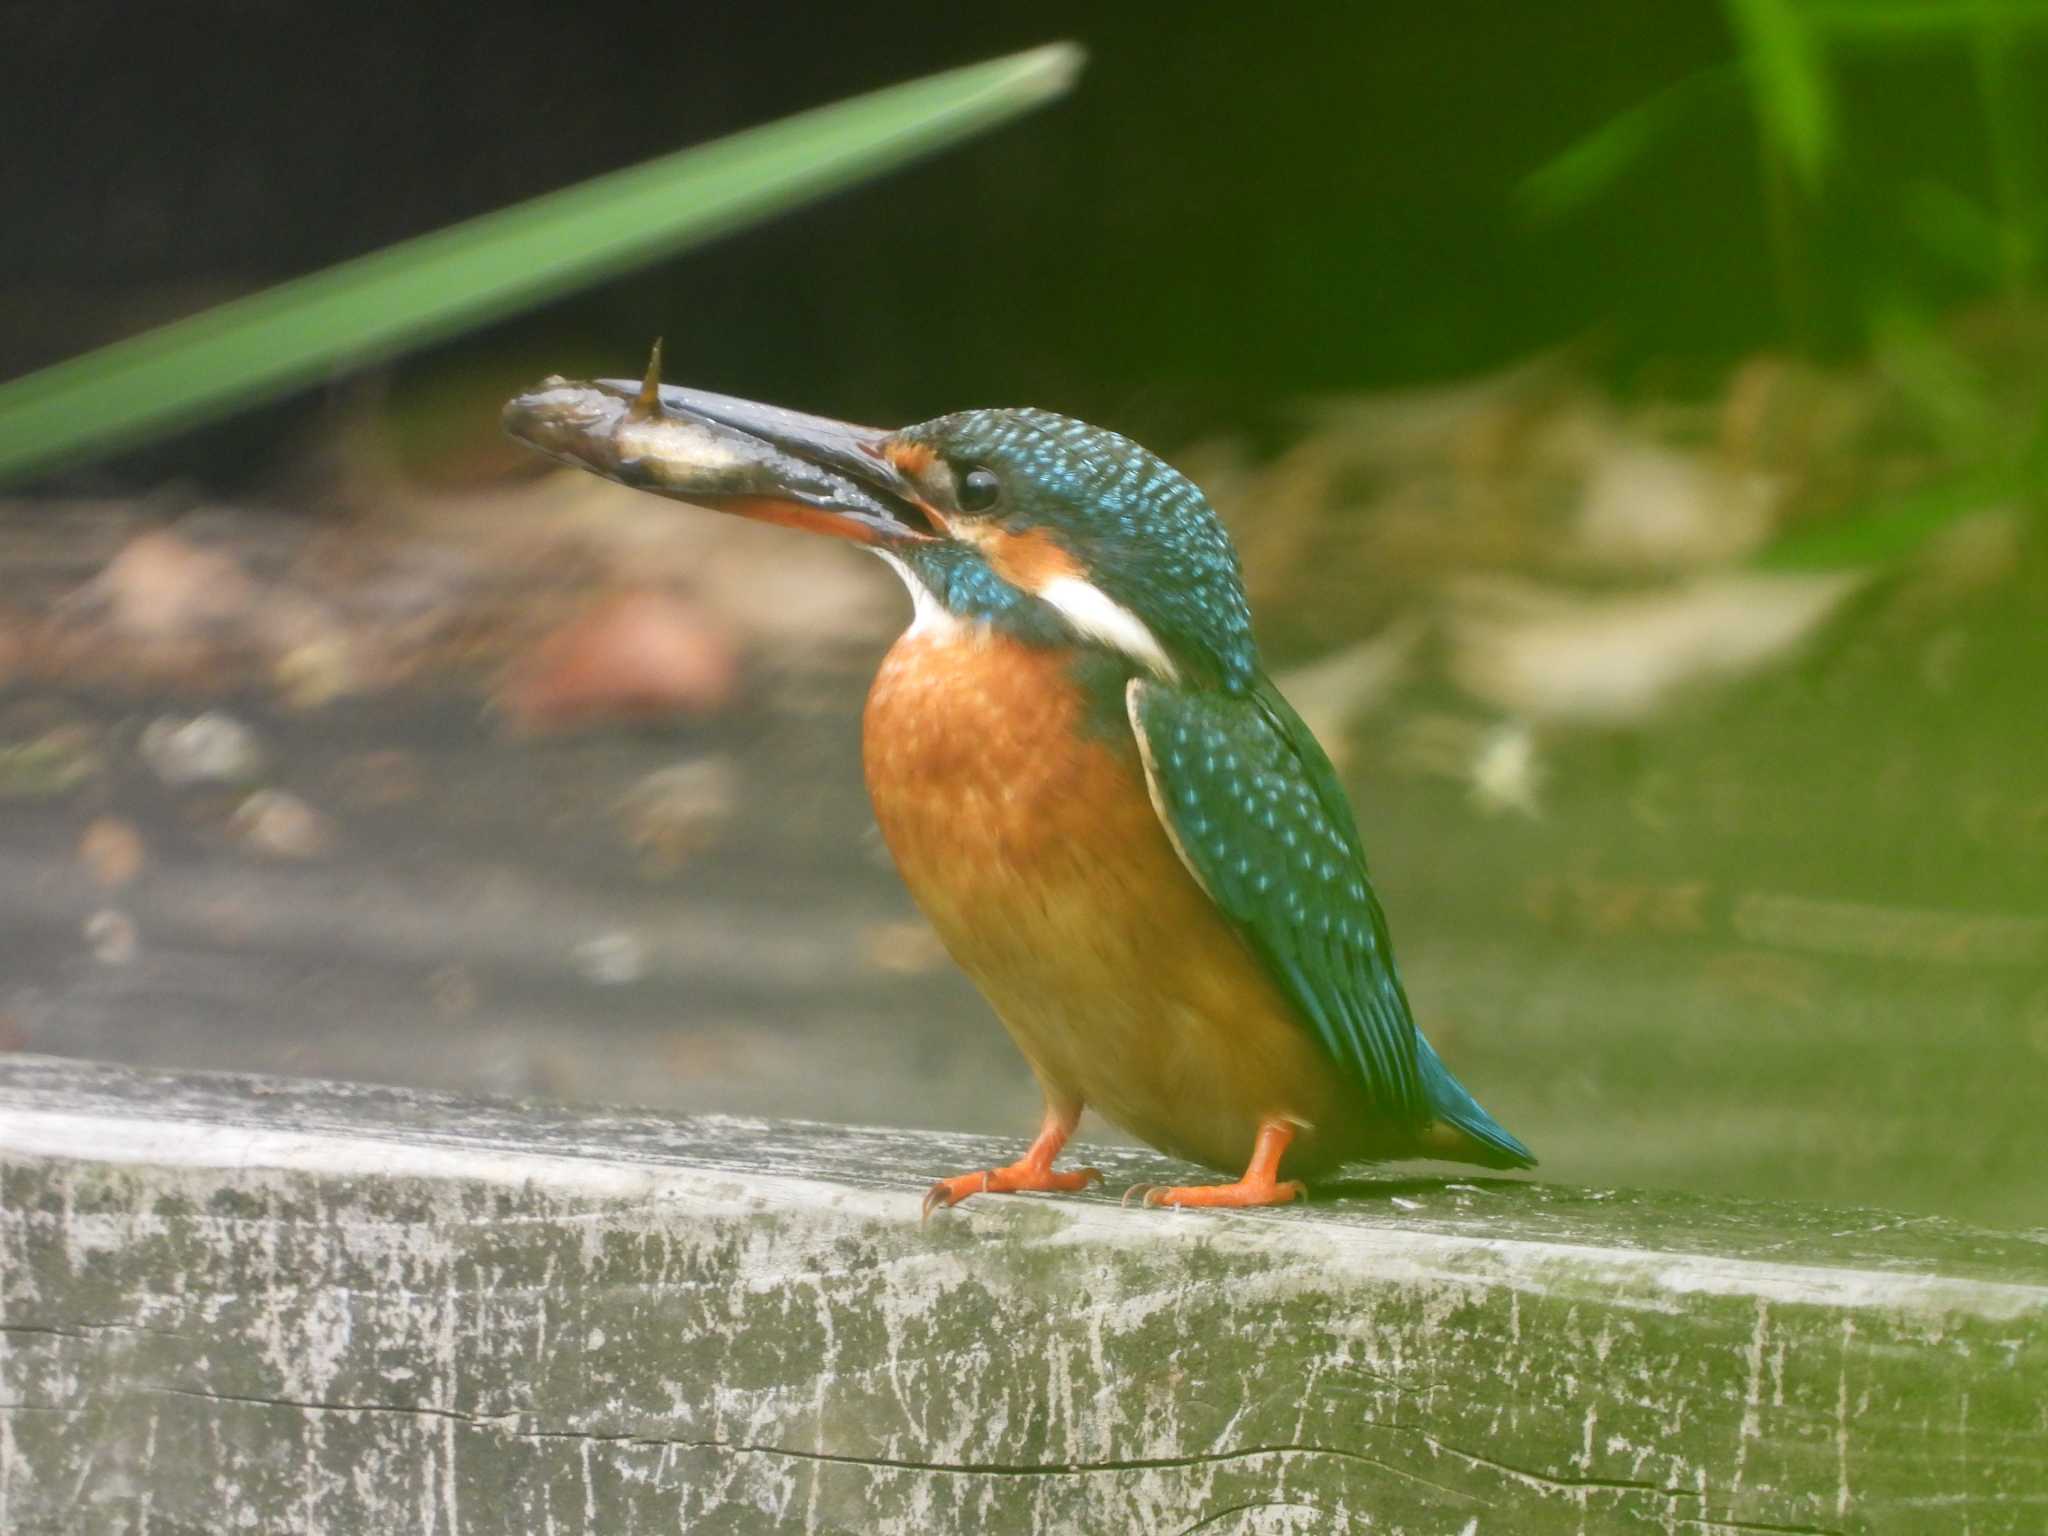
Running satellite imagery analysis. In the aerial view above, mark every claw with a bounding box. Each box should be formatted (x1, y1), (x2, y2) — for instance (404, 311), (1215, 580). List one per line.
(921, 1170), (990, 1223)
(1120, 1183), (1156, 1208)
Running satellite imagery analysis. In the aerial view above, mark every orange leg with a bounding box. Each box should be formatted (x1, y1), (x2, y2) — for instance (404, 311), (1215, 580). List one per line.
(1136, 1117), (1306, 1209)
(922, 1099), (1101, 1219)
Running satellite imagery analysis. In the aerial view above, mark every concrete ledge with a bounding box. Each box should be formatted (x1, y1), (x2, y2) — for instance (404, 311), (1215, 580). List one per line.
(2, 1056), (2043, 1534)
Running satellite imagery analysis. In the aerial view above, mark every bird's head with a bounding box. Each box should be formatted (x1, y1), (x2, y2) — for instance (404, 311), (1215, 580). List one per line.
(504, 355), (1258, 691)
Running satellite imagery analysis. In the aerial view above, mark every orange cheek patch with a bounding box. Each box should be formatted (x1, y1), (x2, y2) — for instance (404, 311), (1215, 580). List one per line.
(984, 526), (1080, 591)
(884, 440), (937, 476)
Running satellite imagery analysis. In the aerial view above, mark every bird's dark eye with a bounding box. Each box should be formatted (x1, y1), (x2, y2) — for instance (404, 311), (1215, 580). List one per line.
(956, 465), (1002, 513)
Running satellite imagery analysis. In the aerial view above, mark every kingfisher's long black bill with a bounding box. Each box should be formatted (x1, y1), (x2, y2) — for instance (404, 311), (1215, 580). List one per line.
(502, 358), (936, 545)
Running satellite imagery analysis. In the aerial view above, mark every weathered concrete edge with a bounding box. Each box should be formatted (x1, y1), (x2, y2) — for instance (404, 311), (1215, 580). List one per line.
(7, 1097), (2044, 1326)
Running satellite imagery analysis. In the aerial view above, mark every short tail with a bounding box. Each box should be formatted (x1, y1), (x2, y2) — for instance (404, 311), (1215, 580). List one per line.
(1417, 1034), (1536, 1169)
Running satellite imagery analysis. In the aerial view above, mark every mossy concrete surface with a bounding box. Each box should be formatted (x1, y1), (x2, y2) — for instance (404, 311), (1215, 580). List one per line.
(1, 1055), (2043, 1534)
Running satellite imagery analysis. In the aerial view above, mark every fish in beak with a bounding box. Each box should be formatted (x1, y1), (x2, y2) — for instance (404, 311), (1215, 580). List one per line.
(501, 343), (938, 545)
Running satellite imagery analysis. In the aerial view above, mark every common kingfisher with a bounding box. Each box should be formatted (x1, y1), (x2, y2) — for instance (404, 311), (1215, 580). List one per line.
(505, 349), (1535, 1213)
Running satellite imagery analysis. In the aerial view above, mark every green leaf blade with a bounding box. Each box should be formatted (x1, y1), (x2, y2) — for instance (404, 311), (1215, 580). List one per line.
(1516, 67), (1741, 225)
(0, 42), (1084, 483)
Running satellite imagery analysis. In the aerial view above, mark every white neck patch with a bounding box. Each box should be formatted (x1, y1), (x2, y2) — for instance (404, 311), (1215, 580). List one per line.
(1036, 574), (1181, 682)
(871, 551), (972, 642)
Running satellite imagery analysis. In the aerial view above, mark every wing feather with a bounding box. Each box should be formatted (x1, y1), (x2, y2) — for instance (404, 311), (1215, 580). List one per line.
(1127, 674), (1427, 1122)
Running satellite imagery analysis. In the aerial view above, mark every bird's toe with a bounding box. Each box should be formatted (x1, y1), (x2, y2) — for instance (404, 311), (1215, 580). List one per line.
(1142, 1178), (1306, 1210)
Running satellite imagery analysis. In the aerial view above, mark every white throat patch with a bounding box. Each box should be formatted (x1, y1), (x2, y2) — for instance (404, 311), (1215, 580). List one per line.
(871, 551), (971, 641)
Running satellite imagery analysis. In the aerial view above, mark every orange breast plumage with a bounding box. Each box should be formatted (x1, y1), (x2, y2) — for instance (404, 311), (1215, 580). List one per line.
(862, 622), (1387, 1175)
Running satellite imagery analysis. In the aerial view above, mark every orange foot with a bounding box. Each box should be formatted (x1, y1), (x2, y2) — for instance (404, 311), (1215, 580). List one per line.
(922, 1102), (1100, 1220)
(1129, 1117), (1306, 1210)
(922, 1161), (1102, 1219)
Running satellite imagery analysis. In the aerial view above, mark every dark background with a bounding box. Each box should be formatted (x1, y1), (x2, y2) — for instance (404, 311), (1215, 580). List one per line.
(4, 2), (1857, 459)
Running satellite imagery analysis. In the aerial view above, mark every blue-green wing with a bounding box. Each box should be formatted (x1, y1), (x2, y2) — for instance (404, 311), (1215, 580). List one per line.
(1126, 674), (1428, 1123)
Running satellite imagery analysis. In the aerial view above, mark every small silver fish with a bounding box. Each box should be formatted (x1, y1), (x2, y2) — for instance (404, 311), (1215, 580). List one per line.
(502, 342), (931, 545)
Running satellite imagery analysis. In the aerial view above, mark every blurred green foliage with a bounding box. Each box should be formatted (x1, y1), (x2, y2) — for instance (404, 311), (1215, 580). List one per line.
(1523, 1), (2047, 309)
(1525, 1), (2048, 569)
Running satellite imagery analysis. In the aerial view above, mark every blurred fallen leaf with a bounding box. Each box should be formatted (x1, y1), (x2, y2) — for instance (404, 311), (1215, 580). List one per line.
(81, 528), (256, 640)
(140, 712), (269, 787)
(502, 588), (738, 732)
(230, 789), (334, 859)
(1573, 438), (1780, 571)
(1446, 569), (1866, 725)
(273, 632), (361, 710)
